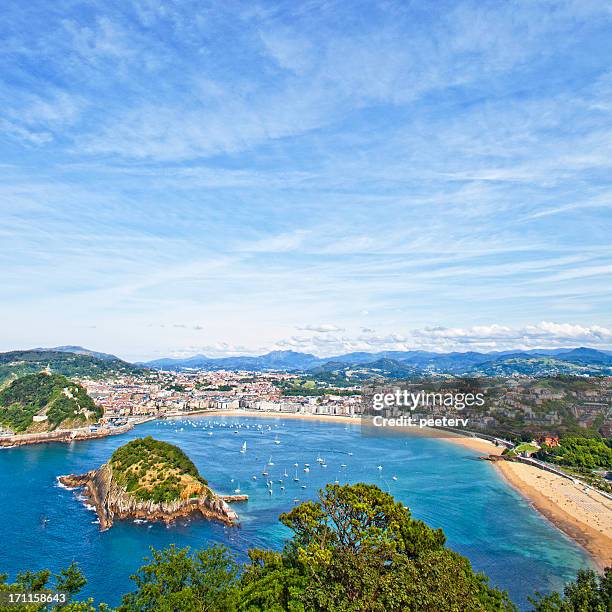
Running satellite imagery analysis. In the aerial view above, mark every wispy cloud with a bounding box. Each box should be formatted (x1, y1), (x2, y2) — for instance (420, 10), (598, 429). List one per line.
(0, 0), (611, 359)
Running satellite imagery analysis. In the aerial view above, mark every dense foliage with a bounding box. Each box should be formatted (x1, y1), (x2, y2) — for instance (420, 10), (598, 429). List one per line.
(0, 561), (94, 611)
(0, 373), (101, 433)
(536, 437), (612, 470)
(118, 483), (515, 611)
(0, 484), (608, 611)
(0, 350), (144, 385)
(110, 437), (209, 503)
(529, 568), (611, 611)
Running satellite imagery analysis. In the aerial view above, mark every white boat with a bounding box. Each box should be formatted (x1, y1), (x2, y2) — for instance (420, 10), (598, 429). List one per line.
(392, 475), (398, 481)
(274, 436), (281, 445)
(283, 469), (289, 477)
(234, 486), (241, 494)
(293, 470), (299, 482)
(303, 467), (310, 473)
(240, 442), (247, 454)
(267, 456), (274, 466)
(377, 465), (383, 471)
(340, 464), (347, 468)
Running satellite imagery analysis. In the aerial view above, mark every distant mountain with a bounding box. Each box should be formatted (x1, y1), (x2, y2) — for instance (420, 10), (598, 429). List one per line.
(34, 345), (120, 361)
(0, 350), (145, 384)
(553, 347), (612, 366)
(143, 347), (612, 376)
(144, 350), (320, 372)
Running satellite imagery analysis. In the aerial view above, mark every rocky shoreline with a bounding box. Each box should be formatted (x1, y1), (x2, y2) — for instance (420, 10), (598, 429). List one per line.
(59, 463), (241, 530)
(0, 422), (137, 447)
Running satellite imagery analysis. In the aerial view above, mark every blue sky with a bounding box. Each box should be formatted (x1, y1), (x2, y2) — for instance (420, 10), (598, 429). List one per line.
(1, 0), (612, 360)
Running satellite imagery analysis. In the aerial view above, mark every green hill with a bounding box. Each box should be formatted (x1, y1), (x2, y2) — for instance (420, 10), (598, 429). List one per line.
(0, 372), (102, 433)
(0, 350), (145, 384)
(110, 437), (210, 503)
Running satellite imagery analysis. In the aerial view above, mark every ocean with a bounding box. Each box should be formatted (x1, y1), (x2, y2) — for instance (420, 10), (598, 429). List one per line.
(0, 415), (591, 609)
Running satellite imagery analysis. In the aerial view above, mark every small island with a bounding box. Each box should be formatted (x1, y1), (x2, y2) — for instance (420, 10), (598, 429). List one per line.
(60, 437), (244, 529)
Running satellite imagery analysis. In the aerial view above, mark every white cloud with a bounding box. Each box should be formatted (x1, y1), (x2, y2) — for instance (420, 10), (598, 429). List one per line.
(270, 322), (612, 357)
(297, 324), (345, 333)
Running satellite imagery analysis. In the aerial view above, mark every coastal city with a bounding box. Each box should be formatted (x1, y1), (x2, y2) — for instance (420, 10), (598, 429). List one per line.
(77, 370), (611, 440)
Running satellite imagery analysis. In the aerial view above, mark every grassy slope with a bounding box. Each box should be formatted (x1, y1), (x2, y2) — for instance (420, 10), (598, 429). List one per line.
(110, 437), (211, 504)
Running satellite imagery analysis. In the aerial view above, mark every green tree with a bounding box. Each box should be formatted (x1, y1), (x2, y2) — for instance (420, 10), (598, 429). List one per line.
(55, 562), (87, 597)
(240, 483), (515, 611)
(530, 568), (611, 611)
(118, 545), (239, 612)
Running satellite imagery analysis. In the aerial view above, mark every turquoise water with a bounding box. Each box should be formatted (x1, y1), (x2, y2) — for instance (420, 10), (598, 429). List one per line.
(0, 416), (591, 609)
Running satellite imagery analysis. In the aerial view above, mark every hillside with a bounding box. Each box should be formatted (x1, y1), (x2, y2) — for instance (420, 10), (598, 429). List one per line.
(0, 350), (145, 384)
(60, 437), (239, 529)
(0, 372), (102, 433)
(34, 345), (120, 361)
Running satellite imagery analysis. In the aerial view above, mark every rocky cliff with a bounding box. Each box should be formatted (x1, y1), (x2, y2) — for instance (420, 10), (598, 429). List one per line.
(60, 461), (240, 530)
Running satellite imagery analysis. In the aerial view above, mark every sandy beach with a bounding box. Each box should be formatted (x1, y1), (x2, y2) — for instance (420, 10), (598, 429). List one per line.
(496, 460), (612, 570)
(191, 409), (363, 425)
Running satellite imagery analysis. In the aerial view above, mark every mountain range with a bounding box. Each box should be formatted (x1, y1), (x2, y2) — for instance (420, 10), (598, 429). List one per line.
(1, 346), (611, 380)
(141, 346), (612, 376)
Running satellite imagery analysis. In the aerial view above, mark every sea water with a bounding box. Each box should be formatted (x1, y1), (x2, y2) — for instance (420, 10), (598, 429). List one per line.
(0, 416), (591, 609)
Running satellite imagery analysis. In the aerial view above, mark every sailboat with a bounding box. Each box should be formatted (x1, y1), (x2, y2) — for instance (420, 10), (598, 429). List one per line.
(283, 469), (289, 478)
(234, 483), (241, 494)
(267, 456), (274, 466)
(293, 469), (300, 482)
(240, 441), (247, 454)
(274, 435), (281, 445)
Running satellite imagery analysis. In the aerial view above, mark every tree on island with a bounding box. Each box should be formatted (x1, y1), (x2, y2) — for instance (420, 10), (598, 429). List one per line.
(1, 483), (608, 611)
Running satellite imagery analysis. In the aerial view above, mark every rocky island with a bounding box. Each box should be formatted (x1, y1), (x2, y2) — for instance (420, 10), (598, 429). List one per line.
(60, 436), (244, 529)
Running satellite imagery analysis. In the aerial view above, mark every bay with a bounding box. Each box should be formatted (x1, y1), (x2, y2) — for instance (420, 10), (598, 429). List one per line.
(0, 415), (591, 609)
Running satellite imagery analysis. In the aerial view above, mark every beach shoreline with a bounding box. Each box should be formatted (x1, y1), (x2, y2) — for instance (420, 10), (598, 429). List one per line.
(495, 460), (611, 571)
